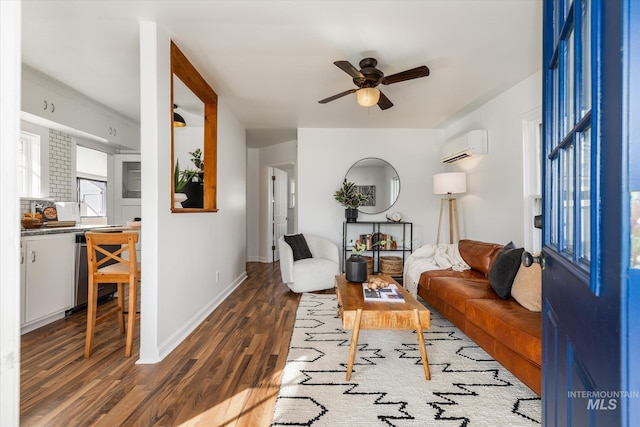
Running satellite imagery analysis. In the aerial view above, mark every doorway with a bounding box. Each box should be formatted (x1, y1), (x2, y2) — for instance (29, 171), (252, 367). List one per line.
(267, 164), (295, 263)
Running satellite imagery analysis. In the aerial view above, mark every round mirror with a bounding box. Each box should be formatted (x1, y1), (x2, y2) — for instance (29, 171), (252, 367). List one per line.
(345, 157), (400, 214)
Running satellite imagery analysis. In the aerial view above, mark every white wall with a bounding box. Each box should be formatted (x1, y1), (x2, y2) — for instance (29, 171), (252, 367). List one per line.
(443, 70), (542, 247)
(139, 22), (247, 362)
(297, 128), (445, 251)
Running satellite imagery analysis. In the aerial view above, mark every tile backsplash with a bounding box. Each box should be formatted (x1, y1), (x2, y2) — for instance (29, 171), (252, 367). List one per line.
(49, 130), (73, 201)
(21, 129), (74, 217)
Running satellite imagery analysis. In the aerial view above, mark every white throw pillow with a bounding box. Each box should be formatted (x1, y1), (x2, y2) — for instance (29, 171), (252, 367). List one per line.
(511, 262), (542, 312)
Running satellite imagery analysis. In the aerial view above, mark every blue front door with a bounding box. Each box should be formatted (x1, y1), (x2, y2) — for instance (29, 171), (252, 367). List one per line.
(543, 0), (640, 425)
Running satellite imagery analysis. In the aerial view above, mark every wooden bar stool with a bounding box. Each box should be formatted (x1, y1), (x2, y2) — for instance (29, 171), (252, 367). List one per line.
(84, 231), (140, 358)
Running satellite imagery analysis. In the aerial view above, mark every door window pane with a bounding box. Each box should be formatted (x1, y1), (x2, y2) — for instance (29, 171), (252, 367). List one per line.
(579, 128), (591, 261)
(563, 143), (575, 253)
(566, 30), (575, 131)
(580, 0), (592, 116)
(552, 69), (560, 150)
(551, 159), (559, 245)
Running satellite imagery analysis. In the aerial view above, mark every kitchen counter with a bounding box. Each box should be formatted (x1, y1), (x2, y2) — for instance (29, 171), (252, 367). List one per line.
(20, 224), (137, 237)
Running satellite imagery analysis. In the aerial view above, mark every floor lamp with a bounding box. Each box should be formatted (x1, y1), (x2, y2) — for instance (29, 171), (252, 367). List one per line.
(433, 172), (466, 244)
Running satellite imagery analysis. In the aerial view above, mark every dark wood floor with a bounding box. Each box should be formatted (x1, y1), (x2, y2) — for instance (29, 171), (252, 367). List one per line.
(20, 262), (301, 426)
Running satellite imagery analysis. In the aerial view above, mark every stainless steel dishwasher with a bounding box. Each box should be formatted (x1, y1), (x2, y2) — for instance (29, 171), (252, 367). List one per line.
(71, 233), (118, 313)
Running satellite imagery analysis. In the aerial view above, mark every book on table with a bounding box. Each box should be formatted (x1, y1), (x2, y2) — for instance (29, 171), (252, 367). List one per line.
(362, 283), (405, 302)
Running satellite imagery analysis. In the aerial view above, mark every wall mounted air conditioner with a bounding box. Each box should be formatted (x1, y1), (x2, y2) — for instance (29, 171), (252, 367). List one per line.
(440, 129), (488, 164)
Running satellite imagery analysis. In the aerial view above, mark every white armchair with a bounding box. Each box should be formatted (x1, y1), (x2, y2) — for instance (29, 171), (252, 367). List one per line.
(278, 234), (340, 293)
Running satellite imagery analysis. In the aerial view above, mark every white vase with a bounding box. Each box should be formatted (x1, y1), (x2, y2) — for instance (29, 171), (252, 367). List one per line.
(174, 192), (188, 208)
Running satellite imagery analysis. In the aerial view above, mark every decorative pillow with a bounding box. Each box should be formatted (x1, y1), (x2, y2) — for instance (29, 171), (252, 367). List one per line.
(284, 234), (313, 261)
(488, 242), (524, 299)
(511, 260), (542, 312)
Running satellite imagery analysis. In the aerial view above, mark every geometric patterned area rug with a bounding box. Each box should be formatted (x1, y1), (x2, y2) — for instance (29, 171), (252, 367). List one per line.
(271, 293), (541, 426)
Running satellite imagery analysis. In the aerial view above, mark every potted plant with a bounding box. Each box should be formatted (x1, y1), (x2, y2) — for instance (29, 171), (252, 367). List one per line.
(189, 148), (204, 178)
(334, 181), (367, 223)
(173, 159), (198, 208)
(176, 150), (205, 208)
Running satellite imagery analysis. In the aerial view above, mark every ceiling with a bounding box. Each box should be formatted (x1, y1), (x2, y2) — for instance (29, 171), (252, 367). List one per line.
(21, 1), (542, 148)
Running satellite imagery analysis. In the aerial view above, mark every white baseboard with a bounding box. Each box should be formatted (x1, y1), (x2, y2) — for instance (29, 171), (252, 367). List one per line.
(137, 270), (248, 364)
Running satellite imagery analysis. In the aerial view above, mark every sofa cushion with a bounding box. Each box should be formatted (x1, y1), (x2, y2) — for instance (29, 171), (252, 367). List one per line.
(458, 240), (503, 277)
(284, 234), (312, 261)
(418, 268), (485, 294)
(511, 262), (542, 312)
(488, 242), (524, 299)
(465, 298), (541, 366)
(429, 277), (499, 314)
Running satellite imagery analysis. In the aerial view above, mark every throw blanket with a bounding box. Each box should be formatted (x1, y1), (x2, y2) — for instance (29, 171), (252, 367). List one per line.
(403, 243), (470, 297)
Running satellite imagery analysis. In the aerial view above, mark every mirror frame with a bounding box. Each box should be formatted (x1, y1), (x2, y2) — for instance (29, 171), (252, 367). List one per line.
(171, 41), (218, 212)
(345, 157), (400, 214)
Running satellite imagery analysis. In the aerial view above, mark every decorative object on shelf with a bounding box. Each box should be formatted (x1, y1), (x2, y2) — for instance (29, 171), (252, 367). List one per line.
(334, 180), (367, 223)
(380, 256), (403, 275)
(343, 221), (413, 278)
(433, 172), (467, 244)
(363, 255), (374, 275)
(173, 192), (187, 208)
(385, 212), (402, 222)
(345, 254), (368, 282)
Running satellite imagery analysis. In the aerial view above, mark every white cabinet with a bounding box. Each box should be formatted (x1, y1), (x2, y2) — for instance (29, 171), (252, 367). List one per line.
(21, 78), (78, 130)
(79, 105), (140, 151)
(21, 234), (75, 332)
(105, 111), (139, 151)
(22, 66), (140, 151)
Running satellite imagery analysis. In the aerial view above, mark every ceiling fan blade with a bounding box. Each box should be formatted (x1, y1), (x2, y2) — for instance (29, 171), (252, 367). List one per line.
(318, 88), (357, 104)
(382, 65), (430, 85)
(377, 90), (394, 110)
(334, 61), (365, 79)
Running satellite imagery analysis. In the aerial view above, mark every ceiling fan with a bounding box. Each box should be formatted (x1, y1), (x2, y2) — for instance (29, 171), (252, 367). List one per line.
(318, 57), (430, 110)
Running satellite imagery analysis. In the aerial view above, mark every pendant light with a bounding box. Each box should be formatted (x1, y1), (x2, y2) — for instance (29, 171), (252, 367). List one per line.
(173, 104), (186, 127)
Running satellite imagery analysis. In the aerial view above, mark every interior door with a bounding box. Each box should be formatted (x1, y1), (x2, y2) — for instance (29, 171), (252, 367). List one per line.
(542, 1), (639, 425)
(272, 167), (288, 262)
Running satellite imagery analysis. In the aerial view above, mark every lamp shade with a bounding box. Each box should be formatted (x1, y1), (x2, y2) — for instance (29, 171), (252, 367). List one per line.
(433, 172), (466, 195)
(356, 88), (380, 107)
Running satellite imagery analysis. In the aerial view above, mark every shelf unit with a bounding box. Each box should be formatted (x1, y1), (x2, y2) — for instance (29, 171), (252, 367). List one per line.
(342, 221), (413, 279)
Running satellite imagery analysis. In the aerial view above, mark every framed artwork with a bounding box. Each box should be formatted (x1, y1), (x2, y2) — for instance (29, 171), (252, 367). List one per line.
(357, 185), (376, 206)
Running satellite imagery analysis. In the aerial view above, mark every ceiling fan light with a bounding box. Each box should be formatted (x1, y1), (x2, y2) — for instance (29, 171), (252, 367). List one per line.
(357, 88), (380, 107)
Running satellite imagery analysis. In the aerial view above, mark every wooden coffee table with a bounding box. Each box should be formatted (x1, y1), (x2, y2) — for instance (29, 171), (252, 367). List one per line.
(335, 274), (431, 381)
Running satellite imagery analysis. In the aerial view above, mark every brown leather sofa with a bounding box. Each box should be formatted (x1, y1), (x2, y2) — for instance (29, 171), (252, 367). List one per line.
(417, 239), (542, 395)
